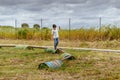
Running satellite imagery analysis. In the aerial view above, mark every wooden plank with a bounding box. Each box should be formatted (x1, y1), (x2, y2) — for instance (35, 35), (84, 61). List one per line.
(0, 44), (49, 49)
(0, 44), (120, 53)
(0, 44), (48, 49)
(30, 46), (120, 53)
(28, 46), (48, 49)
(0, 44), (16, 47)
(58, 47), (120, 53)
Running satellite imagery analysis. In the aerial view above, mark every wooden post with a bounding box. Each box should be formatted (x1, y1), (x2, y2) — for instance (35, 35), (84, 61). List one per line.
(41, 19), (43, 40)
(15, 19), (18, 39)
(15, 19), (17, 28)
(99, 17), (102, 31)
(69, 18), (71, 40)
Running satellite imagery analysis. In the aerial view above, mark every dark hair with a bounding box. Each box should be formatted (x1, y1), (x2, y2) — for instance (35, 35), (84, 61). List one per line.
(53, 24), (57, 28)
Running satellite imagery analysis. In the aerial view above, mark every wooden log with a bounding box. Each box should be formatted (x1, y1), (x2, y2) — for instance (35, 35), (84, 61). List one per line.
(0, 44), (48, 49)
(0, 44), (120, 53)
(28, 46), (48, 49)
(0, 44), (16, 47)
(58, 47), (120, 53)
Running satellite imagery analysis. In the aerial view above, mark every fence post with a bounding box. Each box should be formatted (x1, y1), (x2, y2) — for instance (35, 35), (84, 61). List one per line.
(15, 19), (17, 28)
(41, 18), (43, 40)
(14, 19), (17, 39)
(99, 17), (102, 31)
(69, 18), (71, 40)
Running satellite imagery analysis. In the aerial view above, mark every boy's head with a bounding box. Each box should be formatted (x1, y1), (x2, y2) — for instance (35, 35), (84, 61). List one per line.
(53, 24), (57, 30)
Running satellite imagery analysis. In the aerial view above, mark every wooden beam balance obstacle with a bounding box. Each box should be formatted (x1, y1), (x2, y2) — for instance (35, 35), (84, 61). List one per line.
(0, 44), (119, 69)
(0, 44), (48, 49)
(0, 44), (120, 53)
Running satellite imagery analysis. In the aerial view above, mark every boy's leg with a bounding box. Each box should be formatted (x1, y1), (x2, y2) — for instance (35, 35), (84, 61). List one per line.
(56, 38), (59, 47)
(54, 38), (56, 50)
(55, 38), (59, 50)
(54, 38), (59, 50)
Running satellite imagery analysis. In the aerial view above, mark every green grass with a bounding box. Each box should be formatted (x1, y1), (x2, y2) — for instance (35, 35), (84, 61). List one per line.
(0, 46), (120, 80)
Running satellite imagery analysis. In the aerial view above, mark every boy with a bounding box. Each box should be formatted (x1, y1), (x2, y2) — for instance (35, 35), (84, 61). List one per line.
(52, 24), (60, 50)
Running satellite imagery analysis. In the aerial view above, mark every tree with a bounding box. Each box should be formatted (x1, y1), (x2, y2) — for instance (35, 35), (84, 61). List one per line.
(21, 23), (29, 28)
(33, 24), (40, 29)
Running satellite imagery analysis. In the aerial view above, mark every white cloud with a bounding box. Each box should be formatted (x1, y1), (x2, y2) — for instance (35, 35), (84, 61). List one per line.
(0, 0), (120, 28)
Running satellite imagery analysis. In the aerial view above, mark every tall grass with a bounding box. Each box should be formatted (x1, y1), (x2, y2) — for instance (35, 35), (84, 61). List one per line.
(0, 25), (120, 41)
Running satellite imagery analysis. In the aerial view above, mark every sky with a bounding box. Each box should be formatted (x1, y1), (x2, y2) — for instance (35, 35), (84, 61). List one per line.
(0, 0), (120, 28)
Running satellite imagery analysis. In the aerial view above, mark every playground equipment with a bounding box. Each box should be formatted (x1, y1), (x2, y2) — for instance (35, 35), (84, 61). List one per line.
(60, 53), (75, 60)
(38, 60), (63, 69)
(1, 44), (120, 69)
(45, 48), (64, 54)
(38, 53), (76, 69)
(0, 44), (76, 69)
(0, 44), (120, 53)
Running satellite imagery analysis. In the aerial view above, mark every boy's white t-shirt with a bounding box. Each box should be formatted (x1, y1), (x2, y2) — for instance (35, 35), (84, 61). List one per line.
(52, 29), (59, 38)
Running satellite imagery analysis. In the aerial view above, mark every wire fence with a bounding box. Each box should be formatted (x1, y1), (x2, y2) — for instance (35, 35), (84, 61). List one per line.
(1, 17), (120, 40)
(0, 17), (120, 29)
